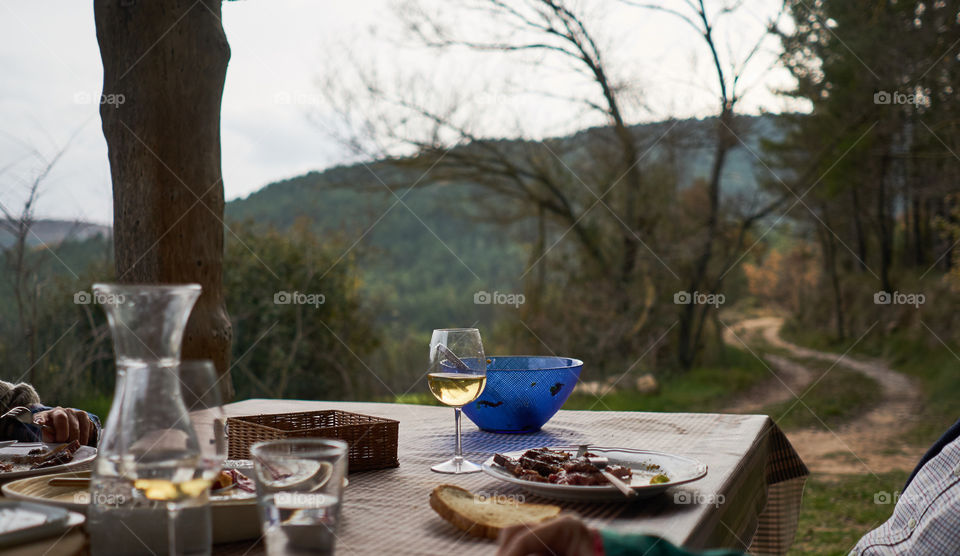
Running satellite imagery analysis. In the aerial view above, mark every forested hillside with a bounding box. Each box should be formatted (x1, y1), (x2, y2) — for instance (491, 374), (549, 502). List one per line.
(226, 114), (780, 334)
(0, 114), (780, 406)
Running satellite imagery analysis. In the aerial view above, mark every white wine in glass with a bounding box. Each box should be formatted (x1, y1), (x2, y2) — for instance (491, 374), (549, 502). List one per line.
(428, 328), (486, 474)
(427, 373), (487, 406)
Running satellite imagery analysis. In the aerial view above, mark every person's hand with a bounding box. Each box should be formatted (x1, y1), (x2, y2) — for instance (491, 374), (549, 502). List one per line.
(498, 515), (596, 556)
(34, 407), (93, 445)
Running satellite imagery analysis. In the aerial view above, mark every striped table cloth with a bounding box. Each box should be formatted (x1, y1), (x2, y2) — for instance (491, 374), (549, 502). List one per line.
(215, 399), (808, 556)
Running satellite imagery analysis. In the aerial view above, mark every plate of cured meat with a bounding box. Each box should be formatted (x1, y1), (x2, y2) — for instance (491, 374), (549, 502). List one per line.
(482, 446), (707, 501)
(0, 441), (96, 480)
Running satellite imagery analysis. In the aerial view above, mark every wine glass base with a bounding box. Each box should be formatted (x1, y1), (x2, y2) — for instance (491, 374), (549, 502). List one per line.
(431, 457), (483, 474)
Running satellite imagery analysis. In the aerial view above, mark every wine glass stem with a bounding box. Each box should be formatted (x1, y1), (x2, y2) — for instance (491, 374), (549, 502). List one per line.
(167, 504), (179, 556)
(454, 407), (463, 464)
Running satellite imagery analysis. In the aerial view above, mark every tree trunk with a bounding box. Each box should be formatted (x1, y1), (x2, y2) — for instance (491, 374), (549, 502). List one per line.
(676, 301), (697, 370)
(95, 0), (234, 400)
(677, 108), (733, 370)
(526, 202), (546, 313)
(850, 185), (868, 272)
(912, 195), (924, 267)
(817, 215), (845, 341)
(817, 202), (844, 338)
(877, 154), (894, 293)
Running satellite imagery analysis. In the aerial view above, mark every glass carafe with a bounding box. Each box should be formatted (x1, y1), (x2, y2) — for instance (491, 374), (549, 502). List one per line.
(88, 283), (212, 556)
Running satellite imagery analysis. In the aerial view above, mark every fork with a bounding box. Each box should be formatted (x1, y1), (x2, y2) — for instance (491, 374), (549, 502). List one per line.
(1, 406), (53, 432)
(575, 444), (636, 498)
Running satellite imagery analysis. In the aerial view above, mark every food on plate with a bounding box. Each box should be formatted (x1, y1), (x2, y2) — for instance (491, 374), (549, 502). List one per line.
(493, 447), (632, 486)
(649, 473), (670, 484)
(429, 484), (561, 539)
(211, 468), (256, 493)
(31, 441), (81, 469)
(0, 440), (81, 471)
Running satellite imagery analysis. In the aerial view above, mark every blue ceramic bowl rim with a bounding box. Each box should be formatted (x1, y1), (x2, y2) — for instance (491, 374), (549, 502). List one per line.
(486, 355), (584, 372)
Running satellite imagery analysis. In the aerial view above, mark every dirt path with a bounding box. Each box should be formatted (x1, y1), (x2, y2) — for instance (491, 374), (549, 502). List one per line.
(724, 317), (923, 476)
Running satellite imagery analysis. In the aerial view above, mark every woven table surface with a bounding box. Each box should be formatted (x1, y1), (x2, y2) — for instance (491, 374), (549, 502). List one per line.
(214, 399), (808, 556)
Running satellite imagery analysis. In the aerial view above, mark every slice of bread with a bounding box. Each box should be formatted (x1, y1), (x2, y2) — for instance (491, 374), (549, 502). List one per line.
(429, 484), (561, 539)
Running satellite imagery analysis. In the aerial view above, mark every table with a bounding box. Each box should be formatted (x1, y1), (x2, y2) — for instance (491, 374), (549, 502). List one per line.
(215, 400), (808, 556)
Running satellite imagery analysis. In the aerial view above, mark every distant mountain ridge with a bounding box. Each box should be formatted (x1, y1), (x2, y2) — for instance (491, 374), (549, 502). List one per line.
(226, 115), (784, 217)
(0, 219), (111, 248)
(228, 113), (786, 225)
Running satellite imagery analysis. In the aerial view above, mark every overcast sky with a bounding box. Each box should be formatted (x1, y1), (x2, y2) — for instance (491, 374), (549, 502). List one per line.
(0, 0), (802, 225)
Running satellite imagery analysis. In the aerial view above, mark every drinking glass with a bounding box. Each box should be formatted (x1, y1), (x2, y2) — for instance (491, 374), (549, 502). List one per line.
(251, 439), (348, 556)
(427, 328), (487, 473)
(121, 360), (225, 555)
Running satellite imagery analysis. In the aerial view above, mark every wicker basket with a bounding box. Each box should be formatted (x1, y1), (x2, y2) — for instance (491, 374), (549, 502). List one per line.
(226, 410), (399, 472)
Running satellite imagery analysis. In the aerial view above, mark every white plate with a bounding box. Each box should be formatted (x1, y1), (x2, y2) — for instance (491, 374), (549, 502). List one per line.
(2, 470), (261, 544)
(0, 444), (97, 481)
(0, 500), (85, 549)
(481, 446), (708, 501)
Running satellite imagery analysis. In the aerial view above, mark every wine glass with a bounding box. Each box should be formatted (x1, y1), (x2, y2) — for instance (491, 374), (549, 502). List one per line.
(427, 328), (487, 473)
(126, 359), (225, 555)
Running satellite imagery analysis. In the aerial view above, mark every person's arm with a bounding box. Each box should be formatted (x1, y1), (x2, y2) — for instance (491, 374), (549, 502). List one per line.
(599, 530), (743, 556)
(498, 515), (596, 556)
(498, 516), (745, 556)
(31, 405), (101, 446)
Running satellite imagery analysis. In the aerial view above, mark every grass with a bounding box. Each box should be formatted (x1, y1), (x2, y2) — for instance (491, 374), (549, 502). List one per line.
(778, 324), (960, 554)
(789, 471), (908, 555)
(863, 335), (960, 446)
(782, 324), (960, 448)
(761, 358), (883, 431)
(562, 346), (771, 412)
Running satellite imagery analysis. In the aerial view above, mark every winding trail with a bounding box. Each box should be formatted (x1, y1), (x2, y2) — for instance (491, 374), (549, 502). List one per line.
(723, 317), (923, 476)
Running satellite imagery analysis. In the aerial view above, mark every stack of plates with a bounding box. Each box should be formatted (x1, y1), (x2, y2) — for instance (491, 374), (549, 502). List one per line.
(2, 464), (262, 543)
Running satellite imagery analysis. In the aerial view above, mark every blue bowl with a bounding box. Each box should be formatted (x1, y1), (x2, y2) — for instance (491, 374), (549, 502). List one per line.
(462, 356), (583, 433)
